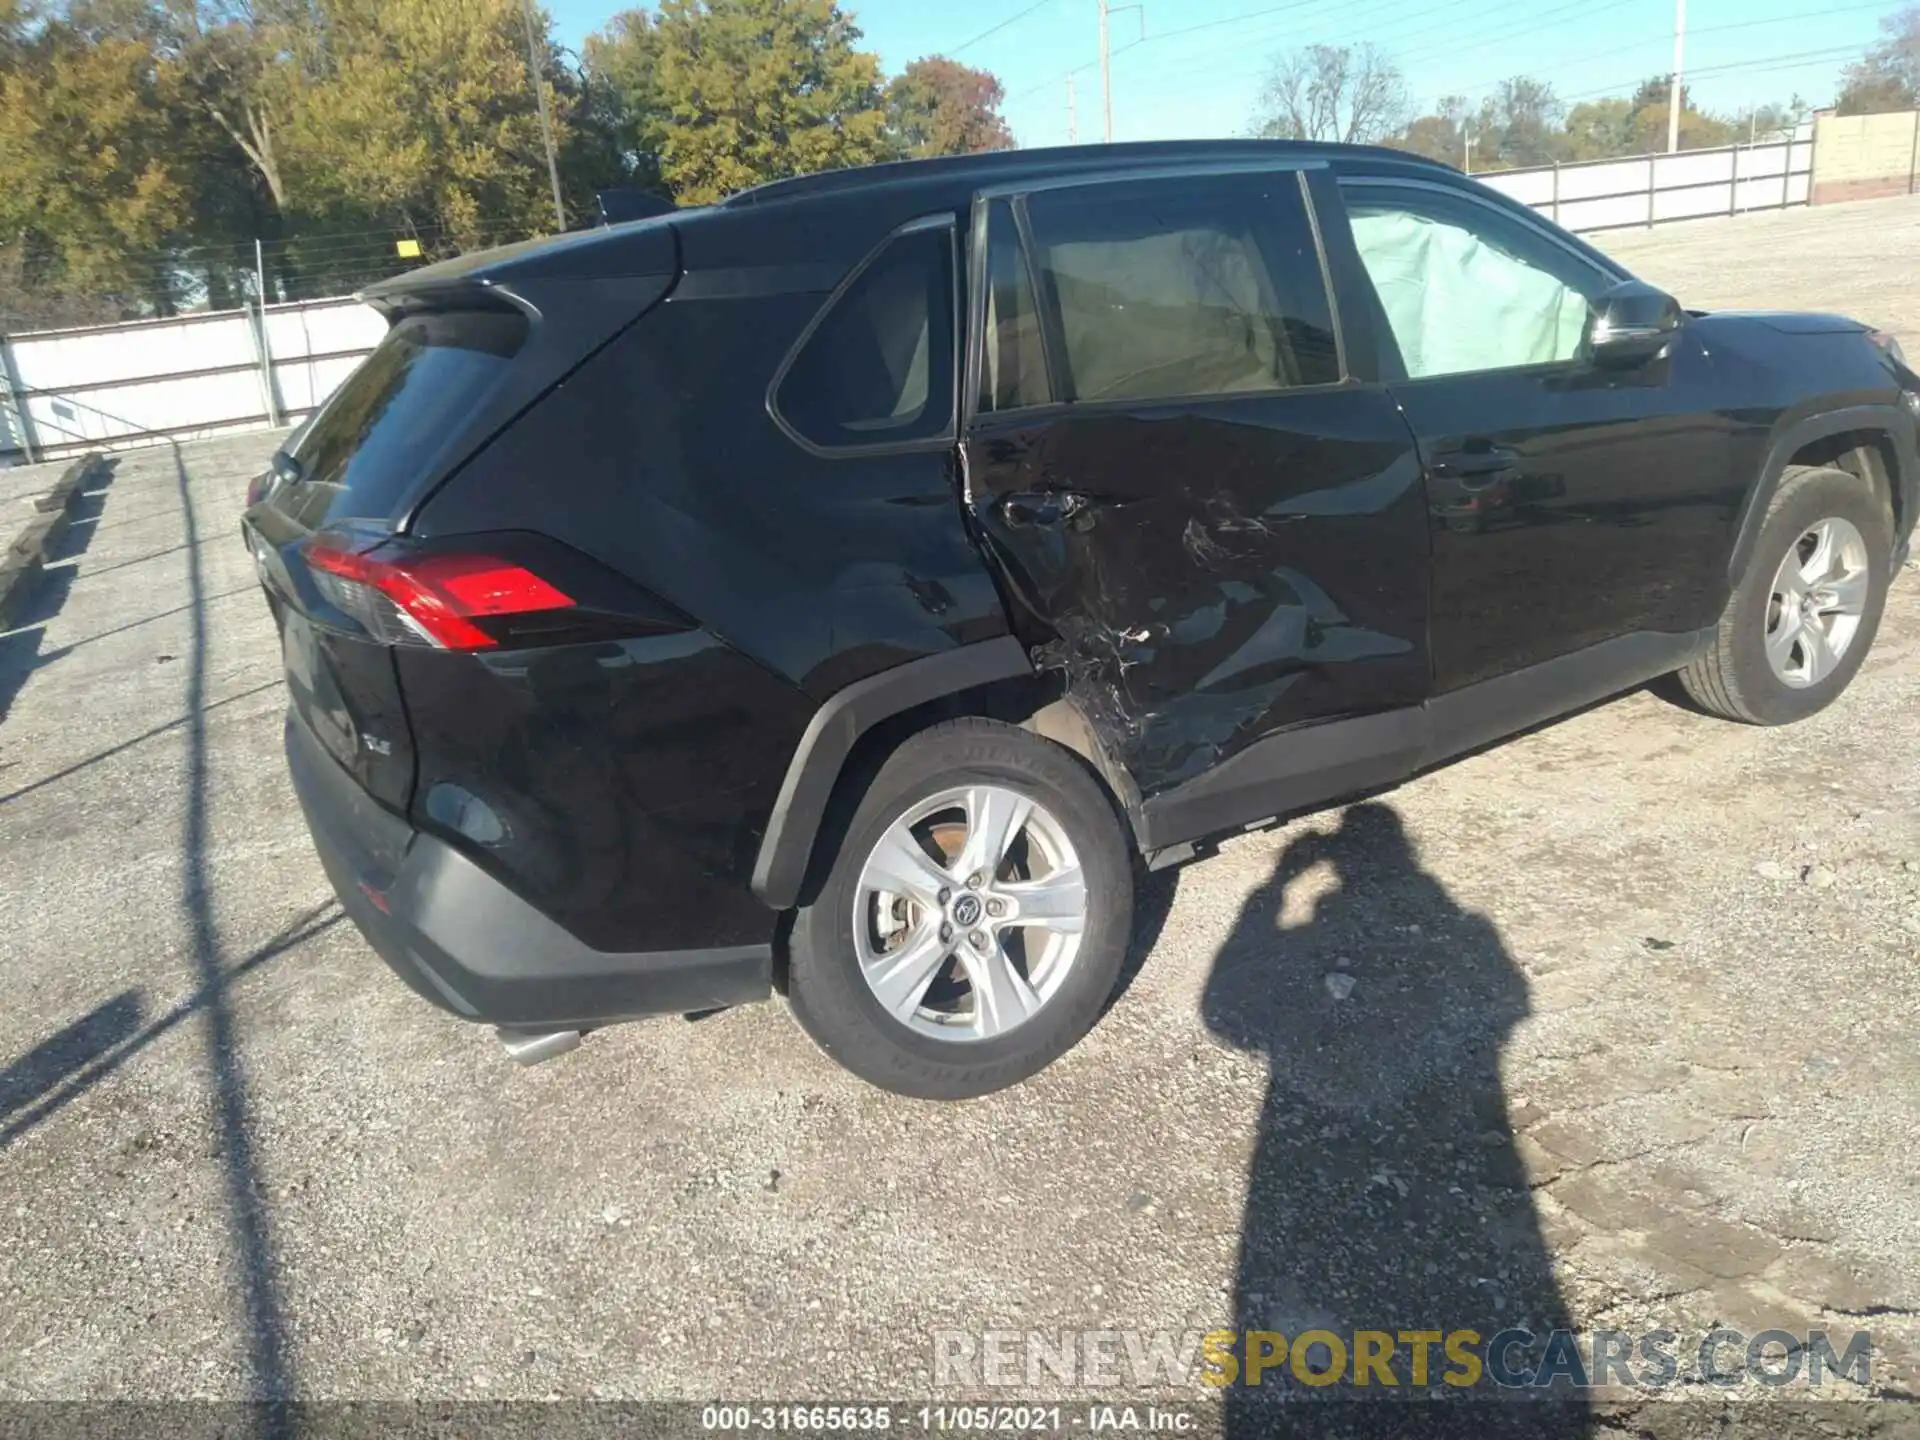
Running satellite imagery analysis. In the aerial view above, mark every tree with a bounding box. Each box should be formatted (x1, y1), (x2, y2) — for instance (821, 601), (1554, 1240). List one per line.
(281, 0), (575, 251)
(649, 0), (891, 205)
(582, 9), (671, 194)
(179, 18), (297, 217)
(886, 55), (1012, 158)
(1253, 43), (1408, 145)
(1483, 75), (1563, 167)
(1388, 93), (1470, 165)
(1618, 73), (1734, 152)
(1731, 96), (1809, 142)
(1561, 97), (1635, 161)
(0, 17), (193, 303)
(1836, 4), (1920, 114)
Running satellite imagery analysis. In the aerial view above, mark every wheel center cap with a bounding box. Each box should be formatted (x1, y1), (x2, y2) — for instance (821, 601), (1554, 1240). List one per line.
(950, 893), (983, 928)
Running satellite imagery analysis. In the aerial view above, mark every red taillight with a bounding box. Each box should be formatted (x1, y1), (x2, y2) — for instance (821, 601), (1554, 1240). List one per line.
(304, 538), (575, 650)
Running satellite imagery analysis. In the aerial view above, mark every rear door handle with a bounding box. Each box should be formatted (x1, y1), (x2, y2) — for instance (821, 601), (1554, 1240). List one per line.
(998, 490), (1089, 527)
(1431, 448), (1520, 489)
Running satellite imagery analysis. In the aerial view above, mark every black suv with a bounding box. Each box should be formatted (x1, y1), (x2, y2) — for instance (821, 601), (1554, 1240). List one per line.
(245, 141), (1917, 1098)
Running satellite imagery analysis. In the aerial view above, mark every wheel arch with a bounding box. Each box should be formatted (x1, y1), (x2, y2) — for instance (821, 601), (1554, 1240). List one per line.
(1734, 404), (1917, 582)
(751, 640), (1147, 912)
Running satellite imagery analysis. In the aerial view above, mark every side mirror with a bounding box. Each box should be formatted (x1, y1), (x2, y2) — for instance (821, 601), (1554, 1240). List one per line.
(1588, 281), (1685, 367)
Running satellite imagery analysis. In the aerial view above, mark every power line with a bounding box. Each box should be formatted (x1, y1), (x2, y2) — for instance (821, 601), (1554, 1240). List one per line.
(1007, 0), (1330, 111)
(1104, 0), (1551, 101)
(1557, 42), (1864, 102)
(1020, 0), (1870, 143)
(1132, 0), (1332, 45)
(1392, 0), (1627, 62)
(1005, 0), (1350, 116)
(1481, 0), (1892, 90)
(948, 0), (1055, 57)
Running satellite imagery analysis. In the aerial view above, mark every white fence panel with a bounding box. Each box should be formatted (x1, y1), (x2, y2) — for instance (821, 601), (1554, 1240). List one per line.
(1477, 127), (1814, 235)
(2, 296), (385, 464)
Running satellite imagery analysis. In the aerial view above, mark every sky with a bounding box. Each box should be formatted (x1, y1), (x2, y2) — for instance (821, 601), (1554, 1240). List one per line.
(547, 0), (1896, 149)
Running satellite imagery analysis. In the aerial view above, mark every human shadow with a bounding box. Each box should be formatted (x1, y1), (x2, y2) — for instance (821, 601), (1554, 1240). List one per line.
(1202, 802), (1589, 1437)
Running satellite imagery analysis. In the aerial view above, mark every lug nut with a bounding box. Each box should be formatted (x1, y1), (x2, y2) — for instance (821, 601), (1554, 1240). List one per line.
(940, 922), (953, 943)
(937, 886), (951, 904)
(986, 899), (1006, 917)
(969, 930), (989, 949)
(967, 872), (985, 889)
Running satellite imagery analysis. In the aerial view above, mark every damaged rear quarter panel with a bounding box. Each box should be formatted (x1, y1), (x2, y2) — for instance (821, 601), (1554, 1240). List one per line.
(964, 389), (1431, 796)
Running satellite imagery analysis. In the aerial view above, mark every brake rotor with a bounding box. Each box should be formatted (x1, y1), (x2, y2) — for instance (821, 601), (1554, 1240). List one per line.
(927, 820), (967, 864)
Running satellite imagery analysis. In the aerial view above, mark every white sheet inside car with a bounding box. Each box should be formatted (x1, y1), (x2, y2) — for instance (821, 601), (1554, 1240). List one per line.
(1349, 209), (1592, 379)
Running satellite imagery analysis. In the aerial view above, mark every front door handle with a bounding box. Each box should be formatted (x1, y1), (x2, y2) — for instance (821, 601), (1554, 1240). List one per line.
(1431, 448), (1520, 490)
(998, 490), (1089, 527)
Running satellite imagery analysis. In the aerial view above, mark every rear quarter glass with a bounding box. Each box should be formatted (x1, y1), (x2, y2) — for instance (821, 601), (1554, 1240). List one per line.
(279, 308), (528, 530)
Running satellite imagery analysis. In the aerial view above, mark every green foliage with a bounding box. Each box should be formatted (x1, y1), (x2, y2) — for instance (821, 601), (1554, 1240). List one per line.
(1387, 67), (1802, 171)
(1560, 98), (1635, 162)
(0, 17), (191, 301)
(1484, 76), (1563, 167)
(646, 0), (891, 205)
(1, 0), (1013, 324)
(582, 10), (671, 194)
(283, 0), (570, 248)
(886, 56), (1013, 159)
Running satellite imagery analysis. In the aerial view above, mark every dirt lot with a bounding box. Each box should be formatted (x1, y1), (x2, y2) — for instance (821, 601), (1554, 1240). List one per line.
(1, 197), (1917, 1432)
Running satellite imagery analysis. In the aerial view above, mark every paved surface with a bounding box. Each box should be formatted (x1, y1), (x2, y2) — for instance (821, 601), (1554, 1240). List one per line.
(1, 200), (1918, 1426)
(1604, 192), (1920, 348)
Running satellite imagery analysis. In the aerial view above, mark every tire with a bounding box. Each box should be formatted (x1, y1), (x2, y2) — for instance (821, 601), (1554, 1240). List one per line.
(786, 717), (1134, 1100)
(1677, 464), (1893, 726)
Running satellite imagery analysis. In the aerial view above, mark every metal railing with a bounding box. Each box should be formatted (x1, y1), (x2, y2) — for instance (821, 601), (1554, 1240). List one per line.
(1477, 128), (1815, 234)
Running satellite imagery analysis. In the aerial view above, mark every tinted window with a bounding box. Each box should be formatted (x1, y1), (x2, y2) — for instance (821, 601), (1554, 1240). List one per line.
(1019, 174), (1340, 405)
(1341, 182), (1608, 379)
(979, 201), (1051, 412)
(288, 309), (525, 525)
(775, 224), (956, 450)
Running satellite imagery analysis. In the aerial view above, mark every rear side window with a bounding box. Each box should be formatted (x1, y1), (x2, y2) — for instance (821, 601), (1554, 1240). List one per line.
(289, 309), (526, 525)
(1015, 173), (1341, 407)
(773, 222), (957, 452)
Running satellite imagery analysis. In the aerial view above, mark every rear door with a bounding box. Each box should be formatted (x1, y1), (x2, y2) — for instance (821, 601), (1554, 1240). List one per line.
(244, 305), (531, 810)
(960, 166), (1431, 802)
(1334, 172), (1742, 693)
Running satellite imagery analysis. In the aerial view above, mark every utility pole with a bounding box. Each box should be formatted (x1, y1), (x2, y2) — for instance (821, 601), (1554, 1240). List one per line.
(1099, 0), (1112, 143)
(1666, 0), (1686, 154)
(1096, 0), (1144, 143)
(1464, 133), (1475, 174)
(1068, 72), (1079, 144)
(520, 0), (567, 231)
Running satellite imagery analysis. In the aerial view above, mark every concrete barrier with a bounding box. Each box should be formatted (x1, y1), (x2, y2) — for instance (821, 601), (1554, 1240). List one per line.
(0, 453), (103, 628)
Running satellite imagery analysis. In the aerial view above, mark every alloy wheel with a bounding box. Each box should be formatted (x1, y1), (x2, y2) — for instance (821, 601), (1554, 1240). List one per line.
(1765, 516), (1870, 688)
(852, 784), (1088, 1042)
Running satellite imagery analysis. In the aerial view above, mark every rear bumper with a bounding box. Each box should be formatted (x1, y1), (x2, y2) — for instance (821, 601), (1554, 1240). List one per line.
(285, 710), (773, 1028)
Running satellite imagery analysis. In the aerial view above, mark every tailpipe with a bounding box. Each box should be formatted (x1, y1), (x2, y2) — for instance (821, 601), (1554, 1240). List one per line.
(495, 1026), (583, 1066)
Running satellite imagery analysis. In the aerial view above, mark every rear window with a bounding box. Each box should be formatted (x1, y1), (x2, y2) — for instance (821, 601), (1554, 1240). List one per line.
(772, 222), (956, 453)
(285, 308), (526, 526)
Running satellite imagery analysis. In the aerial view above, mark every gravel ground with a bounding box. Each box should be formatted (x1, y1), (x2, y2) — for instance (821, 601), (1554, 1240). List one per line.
(1, 198), (1917, 1434)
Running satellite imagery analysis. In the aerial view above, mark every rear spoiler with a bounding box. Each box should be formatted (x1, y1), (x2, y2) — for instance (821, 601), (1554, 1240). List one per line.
(597, 189), (677, 226)
(358, 219), (680, 317)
